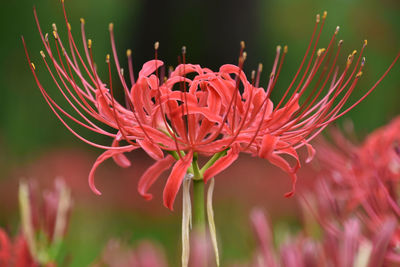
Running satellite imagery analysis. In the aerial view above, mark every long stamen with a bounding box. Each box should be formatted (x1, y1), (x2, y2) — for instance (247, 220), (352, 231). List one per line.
(153, 42), (184, 159)
(274, 12), (321, 111)
(126, 49), (135, 87)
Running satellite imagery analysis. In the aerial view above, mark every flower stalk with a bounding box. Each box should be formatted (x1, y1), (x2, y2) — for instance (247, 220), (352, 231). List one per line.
(192, 179), (206, 233)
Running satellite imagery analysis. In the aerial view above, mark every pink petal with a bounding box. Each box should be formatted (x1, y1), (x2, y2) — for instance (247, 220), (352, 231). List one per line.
(304, 142), (316, 163)
(89, 147), (136, 195)
(137, 139), (164, 161)
(112, 137), (131, 168)
(203, 147), (239, 183)
(138, 60), (164, 78)
(258, 134), (278, 159)
(138, 155), (175, 200)
(95, 90), (115, 123)
(250, 209), (278, 267)
(258, 135), (298, 198)
(163, 151), (193, 210)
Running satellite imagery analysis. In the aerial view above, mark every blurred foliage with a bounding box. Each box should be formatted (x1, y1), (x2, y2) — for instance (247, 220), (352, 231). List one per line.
(0, 0), (399, 266)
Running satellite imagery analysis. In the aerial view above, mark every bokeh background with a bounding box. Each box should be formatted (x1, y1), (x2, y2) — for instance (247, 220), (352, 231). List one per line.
(0, 0), (399, 265)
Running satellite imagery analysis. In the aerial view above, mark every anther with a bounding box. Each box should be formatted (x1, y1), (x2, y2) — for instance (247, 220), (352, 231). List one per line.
(316, 14), (320, 23)
(53, 31), (58, 40)
(240, 41), (245, 49)
(338, 40), (344, 46)
(52, 23), (57, 32)
(283, 45), (288, 53)
(251, 70), (256, 80)
(258, 63), (263, 72)
(126, 49), (132, 57)
(88, 39), (92, 49)
(317, 48), (326, 57)
(40, 50), (45, 58)
(106, 54), (110, 63)
(347, 54), (353, 65)
(80, 18), (85, 24)
(67, 23), (71, 31)
(270, 73), (275, 79)
(182, 46), (186, 54)
(356, 71), (363, 78)
(335, 26), (340, 35)
(154, 41), (159, 50)
(120, 68), (124, 76)
(322, 11), (327, 19)
(276, 45), (282, 53)
(109, 23), (114, 31)
(31, 62), (36, 70)
(45, 33), (49, 42)
(352, 50), (357, 56)
(361, 57), (366, 66)
(364, 39), (368, 47)
(242, 52), (247, 61)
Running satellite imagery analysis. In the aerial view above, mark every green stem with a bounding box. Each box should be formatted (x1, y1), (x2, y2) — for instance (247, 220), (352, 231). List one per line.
(192, 179), (206, 232)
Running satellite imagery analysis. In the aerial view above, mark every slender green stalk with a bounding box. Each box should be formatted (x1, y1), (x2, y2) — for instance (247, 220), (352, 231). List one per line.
(192, 179), (206, 232)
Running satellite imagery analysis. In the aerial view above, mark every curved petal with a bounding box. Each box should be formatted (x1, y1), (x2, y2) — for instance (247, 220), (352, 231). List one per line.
(163, 151), (193, 210)
(138, 155), (175, 200)
(203, 147), (239, 183)
(304, 142), (316, 163)
(89, 146), (137, 195)
(111, 137), (131, 168)
(138, 60), (164, 78)
(137, 139), (164, 161)
(258, 135), (298, 197)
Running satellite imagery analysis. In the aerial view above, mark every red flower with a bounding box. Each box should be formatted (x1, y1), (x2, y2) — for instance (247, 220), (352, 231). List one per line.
(23, 3), (399, 210)
(314, 117), (400, 264)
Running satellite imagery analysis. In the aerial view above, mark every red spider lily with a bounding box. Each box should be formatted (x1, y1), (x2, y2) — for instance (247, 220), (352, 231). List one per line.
(313, 117), (400, 263)
(247, 208), (397, 267)
(23, 2), (399, 211)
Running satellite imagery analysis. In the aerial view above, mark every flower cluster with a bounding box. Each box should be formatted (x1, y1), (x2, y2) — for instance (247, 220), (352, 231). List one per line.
(23, 2), (399, 212)
(245, 208), (396, 267)
(313, 117), (400, 264)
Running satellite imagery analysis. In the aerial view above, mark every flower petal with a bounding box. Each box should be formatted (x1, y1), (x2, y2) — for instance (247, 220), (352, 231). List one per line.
(163, 151), (193, 210)
(138, 60), (164, 78)
(138, 155), (175, 200)
(111, 137), (131, 168)
(304, 142), (316, 164)
(258, 135), (298, 197)
(89, 147), (137, 195)
(137, 139), (164, 161)
(203, 148), (239, 183)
